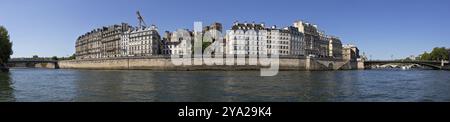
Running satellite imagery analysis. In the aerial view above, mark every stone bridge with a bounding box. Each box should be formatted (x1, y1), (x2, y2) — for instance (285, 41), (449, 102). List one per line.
(364, 60), (449, 70)
(7, 58), (59, 69)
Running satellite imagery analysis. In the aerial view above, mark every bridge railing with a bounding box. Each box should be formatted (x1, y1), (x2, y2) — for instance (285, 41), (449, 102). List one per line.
(366, 60), (448, 63)
(9, 57), (56, 62)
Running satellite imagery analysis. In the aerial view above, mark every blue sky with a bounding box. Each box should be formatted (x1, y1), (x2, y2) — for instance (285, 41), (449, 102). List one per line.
(0, 0), (449, 59)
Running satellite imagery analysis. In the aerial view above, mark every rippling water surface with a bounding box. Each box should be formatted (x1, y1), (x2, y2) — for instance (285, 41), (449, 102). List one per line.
(1, 68), (449, 102)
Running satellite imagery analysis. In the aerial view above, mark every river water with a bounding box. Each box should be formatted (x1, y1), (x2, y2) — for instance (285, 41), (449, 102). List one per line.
(1, 68), (449, 102)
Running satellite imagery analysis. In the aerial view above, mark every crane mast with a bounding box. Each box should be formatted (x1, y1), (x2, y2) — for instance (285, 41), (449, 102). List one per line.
(136, 11), (147, 29)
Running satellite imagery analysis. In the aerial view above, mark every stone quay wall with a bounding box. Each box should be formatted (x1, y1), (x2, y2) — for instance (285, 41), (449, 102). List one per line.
(58, 56), (355, 71)
(34, 62), (59, 69)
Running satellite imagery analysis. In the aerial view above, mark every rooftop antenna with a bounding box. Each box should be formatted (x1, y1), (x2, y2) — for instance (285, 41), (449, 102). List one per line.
(136, 11), (147, 29)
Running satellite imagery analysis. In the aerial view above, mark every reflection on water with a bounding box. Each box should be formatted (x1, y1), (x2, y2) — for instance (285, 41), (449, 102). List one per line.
(0, 72), (14, 102)
(1, 68), (450, 102)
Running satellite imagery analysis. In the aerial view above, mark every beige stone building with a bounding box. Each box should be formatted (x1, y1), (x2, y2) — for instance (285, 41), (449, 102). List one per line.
(294, 21), (320, 57)
(162, 29), (194, 56)
(202, 22), (226, 55)
(227, 22), (267, 55)
(342, 44), (360, 61)
(226, 22), (305, 56)
(328, 36), (343, 59)
(101, 23), (132, 58)
(265, 26), (290, 56)
(76, 23), (131, 59)
(284, 26), (305, 56)
(76, 20), (345, 60)
(126, 25), (161, 56)
(75, 28), (102, 59)
(293, 20), (333, 58)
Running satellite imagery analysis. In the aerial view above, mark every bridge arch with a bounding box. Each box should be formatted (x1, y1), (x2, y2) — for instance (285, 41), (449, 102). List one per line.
(328, 63), (334, 70)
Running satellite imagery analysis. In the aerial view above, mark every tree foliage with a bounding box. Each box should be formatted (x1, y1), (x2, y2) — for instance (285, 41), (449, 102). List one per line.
(0, 26), (13, 64)
(418, 47), (449, 61)
(52, 56), (59, 60)
(430, 47), (448, 60)
(68, 54), (76, 60)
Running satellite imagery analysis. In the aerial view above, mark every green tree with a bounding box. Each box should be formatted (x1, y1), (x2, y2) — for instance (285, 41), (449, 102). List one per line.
(404, 57), (412, 61)
(0, 26), (13, 64)
(419, 52), (431, 60)
(52, 56), (58, 60)
(68, 54), (76, 60)
(430, 47), (448, 61)
(418, 47), (449, 61)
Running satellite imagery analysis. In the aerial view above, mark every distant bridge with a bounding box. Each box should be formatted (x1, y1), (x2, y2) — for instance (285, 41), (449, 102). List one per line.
(7, 58), (59, 69)
(365, 60), (449, 70)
